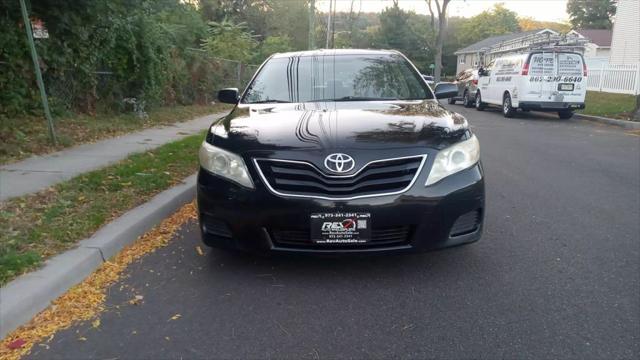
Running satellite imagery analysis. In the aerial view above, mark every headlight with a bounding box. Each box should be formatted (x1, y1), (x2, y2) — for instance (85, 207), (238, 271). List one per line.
(199, 141), (254, 188)
(425, 135), (480, 186)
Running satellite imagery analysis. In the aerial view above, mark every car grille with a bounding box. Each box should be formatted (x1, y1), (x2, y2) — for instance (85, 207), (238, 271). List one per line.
(254, 155), (426, 200)
(271, 226), (411, 248)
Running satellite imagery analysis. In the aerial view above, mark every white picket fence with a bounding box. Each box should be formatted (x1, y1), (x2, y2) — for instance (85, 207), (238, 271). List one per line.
(586, 63), (640, 95)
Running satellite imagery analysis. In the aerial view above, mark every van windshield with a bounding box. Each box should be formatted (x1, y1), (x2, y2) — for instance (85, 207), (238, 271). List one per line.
(243, 54), (433, 103)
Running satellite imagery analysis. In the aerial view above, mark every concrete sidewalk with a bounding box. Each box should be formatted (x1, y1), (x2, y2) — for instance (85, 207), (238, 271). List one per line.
(0, 112), (226, 202)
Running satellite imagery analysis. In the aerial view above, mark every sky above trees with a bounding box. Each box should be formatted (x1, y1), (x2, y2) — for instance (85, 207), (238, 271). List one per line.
(316, 0), (570, 22)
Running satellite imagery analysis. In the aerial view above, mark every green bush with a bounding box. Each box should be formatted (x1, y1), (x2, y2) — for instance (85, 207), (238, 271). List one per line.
(0, 0), (214, 118)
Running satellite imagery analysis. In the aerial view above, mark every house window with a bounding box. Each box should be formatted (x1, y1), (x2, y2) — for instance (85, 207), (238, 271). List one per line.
(459, 56), (465, 64)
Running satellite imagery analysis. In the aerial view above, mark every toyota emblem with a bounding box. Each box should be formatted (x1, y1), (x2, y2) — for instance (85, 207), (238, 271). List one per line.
(324, 153), (355, 173)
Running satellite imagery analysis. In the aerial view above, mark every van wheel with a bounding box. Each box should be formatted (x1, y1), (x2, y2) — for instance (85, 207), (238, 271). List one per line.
(463, 91), (473, 108)
(475, 92), (485, 111)
(502, 94), (515, 118)
(558, 110), (574, 119)
(448, 97), (456, 104)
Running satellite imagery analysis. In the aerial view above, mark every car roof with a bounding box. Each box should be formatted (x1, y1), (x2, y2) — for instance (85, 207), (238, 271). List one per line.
(270, 49), (401, 58)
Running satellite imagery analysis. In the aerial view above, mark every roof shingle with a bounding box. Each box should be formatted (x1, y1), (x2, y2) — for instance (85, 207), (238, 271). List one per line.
(574, 29), (612, 47)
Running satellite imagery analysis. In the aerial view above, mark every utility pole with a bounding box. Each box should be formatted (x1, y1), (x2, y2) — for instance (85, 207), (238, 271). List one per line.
(19, 0), (57, 145)
(331, 0), (336, 48)
(308, 0), (315, 50)
(325, 0), (332, 48)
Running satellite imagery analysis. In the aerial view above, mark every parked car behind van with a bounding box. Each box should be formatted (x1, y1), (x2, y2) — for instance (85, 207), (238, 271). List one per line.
(474, 51), (587, 119)
(448, 68), (479, 108)
(422, 74), (435, 88)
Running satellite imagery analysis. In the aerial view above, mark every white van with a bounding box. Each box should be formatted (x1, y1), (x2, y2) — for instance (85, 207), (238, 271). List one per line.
(475, 51), (587, 119)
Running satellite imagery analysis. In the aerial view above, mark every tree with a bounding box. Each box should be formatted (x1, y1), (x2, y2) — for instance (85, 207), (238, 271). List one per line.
(201, 18), (257, 62)
(442, 16), (469, 75)
(566, 0), (616, 29)
(1, 0), (214, 116)
(457, 4), (520, 48)
(263, 0), (310, 51)
(425, 0), (451, 82)
(373, 3), (430, 71)
(333, 0), (363, 49)
(199, 0), (307, 50)
(376, 3), (421, 53)
(254, 35), (293, 62)
(324, 11), (380, 50)
(519, 17), (571, 33)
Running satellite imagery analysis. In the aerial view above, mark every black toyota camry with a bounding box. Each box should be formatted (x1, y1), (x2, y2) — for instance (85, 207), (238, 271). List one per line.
(197, 49), (484, 254)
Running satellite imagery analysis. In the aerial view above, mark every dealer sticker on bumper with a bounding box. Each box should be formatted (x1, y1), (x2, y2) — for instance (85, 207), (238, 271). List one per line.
(310, 212), (371, 244)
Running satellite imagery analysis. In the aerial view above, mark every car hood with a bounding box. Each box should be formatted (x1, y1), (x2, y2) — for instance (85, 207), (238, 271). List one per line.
(210, 100), (469, 154)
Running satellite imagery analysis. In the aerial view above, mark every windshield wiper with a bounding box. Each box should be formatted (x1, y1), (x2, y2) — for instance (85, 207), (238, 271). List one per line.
(247, 99), (292, 104)
(309, 96), (399, 102)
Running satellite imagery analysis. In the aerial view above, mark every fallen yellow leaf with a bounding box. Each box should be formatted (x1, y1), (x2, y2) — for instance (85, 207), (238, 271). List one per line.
(169, 314), (181, 321)
(196, 246), (204, 256)
(0, 202), (198, 360)
(129, 295), (144, 305)
(92, 319), (100, 328)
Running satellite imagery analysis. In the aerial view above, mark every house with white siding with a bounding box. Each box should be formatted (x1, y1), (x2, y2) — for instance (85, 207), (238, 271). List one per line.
(567, 29), (612, 68)
(609, 0), (640, 65)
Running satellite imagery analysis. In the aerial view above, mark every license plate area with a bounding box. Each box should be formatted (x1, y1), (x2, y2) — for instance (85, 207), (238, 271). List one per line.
(310, 212), (371, 244)
(558, 83), (574, 91)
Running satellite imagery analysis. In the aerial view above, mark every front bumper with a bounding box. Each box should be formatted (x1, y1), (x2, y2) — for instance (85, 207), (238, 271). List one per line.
(518, 101), (585, 111)
(197, 162), (485, 255)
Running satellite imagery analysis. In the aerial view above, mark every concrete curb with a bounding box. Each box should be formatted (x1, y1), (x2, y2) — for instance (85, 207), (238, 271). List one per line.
(575, 113), (640, 130)
(0, 174), (197, 339)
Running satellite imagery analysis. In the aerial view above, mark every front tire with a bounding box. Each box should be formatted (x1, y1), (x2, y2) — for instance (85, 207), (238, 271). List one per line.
(558, 110), (574, 119)
(475, 92), (485, 111)
(463, 91), (473, 108)
(502, 93), (515, 118)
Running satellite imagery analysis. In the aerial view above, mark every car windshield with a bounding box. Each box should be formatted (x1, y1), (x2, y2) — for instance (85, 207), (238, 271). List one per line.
(243, 53), (433, 103)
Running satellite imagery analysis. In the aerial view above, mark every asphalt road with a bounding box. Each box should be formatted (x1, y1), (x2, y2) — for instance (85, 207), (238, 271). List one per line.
(27, 105), (639, 359)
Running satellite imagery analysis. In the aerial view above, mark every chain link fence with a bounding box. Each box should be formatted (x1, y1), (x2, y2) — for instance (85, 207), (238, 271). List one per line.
(37, 51), (260, 118)
(186, 49), (260, 96)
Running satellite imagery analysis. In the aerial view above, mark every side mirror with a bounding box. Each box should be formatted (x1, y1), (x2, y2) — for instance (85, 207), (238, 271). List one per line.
(478, 69), (487, 77)
(434, 82), (458, 99)
(217, 88), (239, 104)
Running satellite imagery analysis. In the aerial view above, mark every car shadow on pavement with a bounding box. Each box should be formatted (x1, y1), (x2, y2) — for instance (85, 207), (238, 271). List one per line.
(202, 239), (487, 287)
(455, 104), (578, 124)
